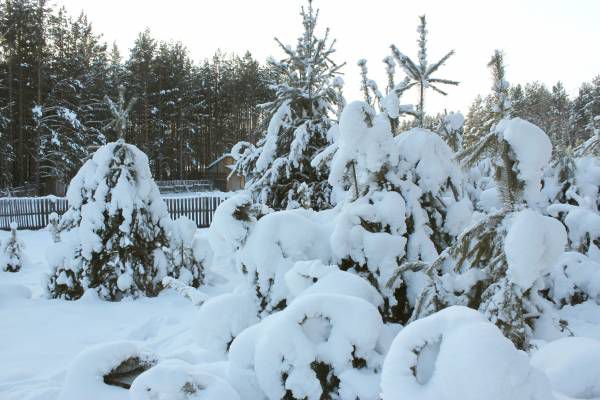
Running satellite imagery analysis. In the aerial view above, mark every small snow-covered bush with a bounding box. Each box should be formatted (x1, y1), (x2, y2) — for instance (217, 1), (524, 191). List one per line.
(548, 204), (600, 256)
(130, 359), (240, 400)
(381, 306), (552, 400)
(208, 193), (268, 271)
(531, 337), (600, 400)
(58, 341), (157, 400)
(239, 208), (332, 314)
(236, 293), (384, 400)
(170, 216), (204, 288)
(284, 260), (383, 309)
(193, 291), (259, 358)
(546, 251), (600, 306)
(1, 222), (27, 272)
(46, 140), (172, 300)
(48, 211), (61, 243)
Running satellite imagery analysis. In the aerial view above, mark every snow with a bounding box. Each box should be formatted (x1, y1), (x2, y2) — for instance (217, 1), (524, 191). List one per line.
(531, 337), (600, 400)
(504, 209), (567, 289)
(58, 341), (156, 400)
(497, 117), (553, 205)
(239, 208), (333, 313)
(252, 293), (384, 400)
(3, 96), (600, 400)
(381, 306), (553, 400)
(396, 127), (460, 195)
(130, 359), (241, 400)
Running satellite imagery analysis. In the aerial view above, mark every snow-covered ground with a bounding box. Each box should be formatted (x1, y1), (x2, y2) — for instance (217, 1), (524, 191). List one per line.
(0, 229), (206, 400)
(3, 225), (600, 400)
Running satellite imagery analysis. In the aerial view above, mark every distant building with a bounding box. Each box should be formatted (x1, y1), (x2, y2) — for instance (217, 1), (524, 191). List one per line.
(206, 154), (245, 192)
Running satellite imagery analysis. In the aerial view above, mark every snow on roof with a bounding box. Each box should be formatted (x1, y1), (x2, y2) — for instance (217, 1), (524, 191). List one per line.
(206, 153), (233, 170)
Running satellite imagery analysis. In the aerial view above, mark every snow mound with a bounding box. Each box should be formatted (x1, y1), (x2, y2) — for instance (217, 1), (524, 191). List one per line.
(193, 291), (259, 358)
(504, 209), (567, 289)
(284, 260), (383, 308)
(253, 293), (384, 400)
(130, 359), (240, 400)
(239, 209), (332, 313)
(531, 337), (600, 400)
(381, 306), (552, 400)
(58, 341), (157, 400)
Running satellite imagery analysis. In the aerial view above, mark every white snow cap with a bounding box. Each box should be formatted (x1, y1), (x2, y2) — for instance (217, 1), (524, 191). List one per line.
(497, 117), (552, 204)
(381, 306), (553, 400)
(504, 209), (567, 289)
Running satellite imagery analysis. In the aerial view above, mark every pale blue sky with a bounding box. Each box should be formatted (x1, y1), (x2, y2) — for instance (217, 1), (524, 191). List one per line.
(58, 0), (600, 113)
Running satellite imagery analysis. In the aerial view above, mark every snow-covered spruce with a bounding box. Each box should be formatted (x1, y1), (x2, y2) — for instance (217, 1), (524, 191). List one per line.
(390, 15), (458, 127)
(408, 52), (567, 349)
(46, 140), (173, 300)
(208, 192), (269, 273)
(381, 306), (552, 400)
(1, 222), (27, 272)
(169, 216), (204, 288)
(231, 293), (385, 400)
(48, 211), (61, 243)
(437, 111), (465, 152)
(328, 101), (468, 323)
(232, 1), (344, 211)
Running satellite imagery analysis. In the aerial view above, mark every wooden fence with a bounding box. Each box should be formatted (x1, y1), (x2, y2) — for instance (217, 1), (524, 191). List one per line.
(0, 197), (68, 230)
(164, 196), (225, 227)
(0, 195), (227, 230)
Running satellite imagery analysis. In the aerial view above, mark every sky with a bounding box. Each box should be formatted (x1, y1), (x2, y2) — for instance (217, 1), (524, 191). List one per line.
(57, 0), (600, 114)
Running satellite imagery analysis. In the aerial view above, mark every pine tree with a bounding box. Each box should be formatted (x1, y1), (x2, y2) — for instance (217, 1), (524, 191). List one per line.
(232, 0), (344, 211)
(574, 76), (600, 156)
(1, 221), (26, 272)
(406, 51), (559, 349)
(390, 15), (458, 127)
(549, 81), (572, 150)
(169, 216), (203, 288)
(46, 88), (172, 301)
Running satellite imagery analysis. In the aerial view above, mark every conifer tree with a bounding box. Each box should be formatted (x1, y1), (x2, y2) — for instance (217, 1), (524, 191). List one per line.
(46, 87), (172, 300)
(402, 51), (562, 349)
(390, 15), (458, 127)
(232, 0), (344, 211)
(1, 222), (26, 272)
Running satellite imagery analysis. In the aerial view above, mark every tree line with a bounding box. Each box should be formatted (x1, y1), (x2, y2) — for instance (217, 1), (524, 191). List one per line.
(0, 0), (273, 192)
(464, 78), (600, 150)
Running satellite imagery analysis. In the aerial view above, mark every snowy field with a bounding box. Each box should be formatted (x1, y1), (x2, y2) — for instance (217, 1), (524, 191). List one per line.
(0, 228), (220, 400)
(2, 224), (600, 400)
